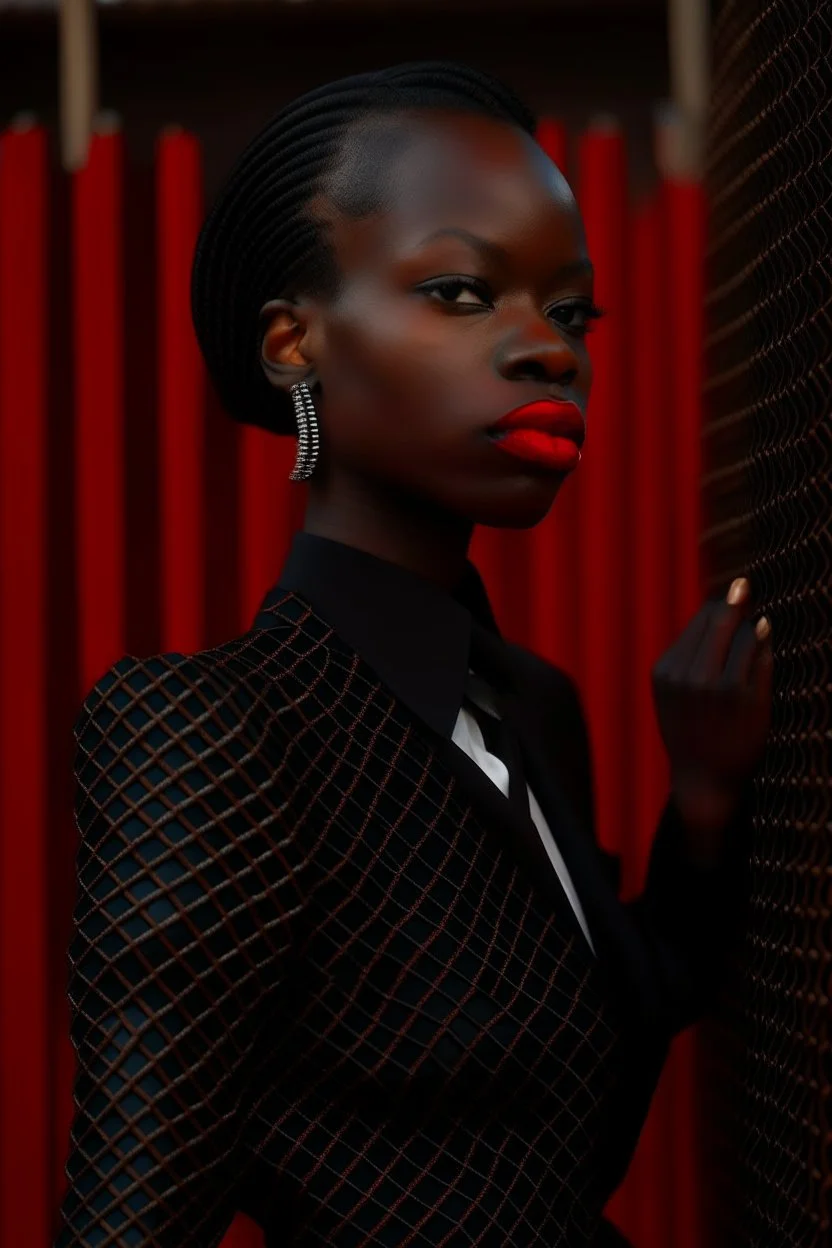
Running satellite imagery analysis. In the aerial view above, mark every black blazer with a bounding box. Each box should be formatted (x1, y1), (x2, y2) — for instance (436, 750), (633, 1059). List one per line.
(55, 541), (754, 1248)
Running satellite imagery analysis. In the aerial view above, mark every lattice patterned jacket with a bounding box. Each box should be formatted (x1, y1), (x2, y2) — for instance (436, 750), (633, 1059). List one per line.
(55, 537), (754, 1247)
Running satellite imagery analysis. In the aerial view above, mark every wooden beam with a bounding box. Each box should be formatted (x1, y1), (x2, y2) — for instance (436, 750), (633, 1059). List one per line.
(666, 0), (709, 178)
(59, 0), (98, 172)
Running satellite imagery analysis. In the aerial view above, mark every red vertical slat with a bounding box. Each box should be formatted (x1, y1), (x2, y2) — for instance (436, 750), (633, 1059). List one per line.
(618, 192), (677, 1248)
(0, 120), (50, 1248)
(527, 118), (581, 674)
(576, 122), (633, 1235)
(665, 175), (708, 1248)
(629, 191), (674, 897)
(74, 129), (126, 691)
(667, 180), (707, 627)
(239, 426), (301, 633)
(162, 128), (266, 1248)
(57, 128), (127, 1209)
(223, 1212), (266, 1248)
(575, 121), (630, 859)
(535, 117), (568, 174)
(157, 128), (205, 653)
(178, 154), (269, 1248)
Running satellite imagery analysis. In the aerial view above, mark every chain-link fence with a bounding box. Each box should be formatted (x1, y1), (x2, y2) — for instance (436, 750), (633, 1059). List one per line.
(701, 1), (832, 1244)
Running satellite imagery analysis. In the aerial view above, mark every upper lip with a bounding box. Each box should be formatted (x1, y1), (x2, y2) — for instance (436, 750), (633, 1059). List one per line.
(488, 398), (585, 448)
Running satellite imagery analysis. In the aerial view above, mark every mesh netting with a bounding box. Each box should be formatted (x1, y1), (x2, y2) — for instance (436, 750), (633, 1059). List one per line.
(700, 0), (832, 1244)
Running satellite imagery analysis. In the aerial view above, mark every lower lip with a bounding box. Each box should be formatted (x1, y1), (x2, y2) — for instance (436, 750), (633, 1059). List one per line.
(488, 428), (581, 472)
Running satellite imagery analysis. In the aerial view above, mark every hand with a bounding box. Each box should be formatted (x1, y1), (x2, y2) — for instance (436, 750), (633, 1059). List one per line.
(652, 577), (774, 850)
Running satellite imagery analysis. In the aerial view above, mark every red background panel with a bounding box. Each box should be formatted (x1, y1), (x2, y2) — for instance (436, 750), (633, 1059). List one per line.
(0, 121), (713, 1248)
(157, 129), (206, 655)
(0, 122), (50, 1248)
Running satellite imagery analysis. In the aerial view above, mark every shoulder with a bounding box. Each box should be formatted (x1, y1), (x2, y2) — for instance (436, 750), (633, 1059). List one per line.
(74, 647), (251, 764)
(72, 652), (239, 849)
(71, 627), (295, 835)
(72, 589), (338, 811)
(73, 598), (312, 755)
(71, 637), (312, 911)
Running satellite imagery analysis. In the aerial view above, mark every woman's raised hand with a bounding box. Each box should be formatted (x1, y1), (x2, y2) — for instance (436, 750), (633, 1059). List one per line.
(651, 577), (774, 858)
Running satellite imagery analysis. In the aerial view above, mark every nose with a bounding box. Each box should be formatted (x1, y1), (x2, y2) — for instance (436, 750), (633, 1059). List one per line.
(495, 322), (580, 388)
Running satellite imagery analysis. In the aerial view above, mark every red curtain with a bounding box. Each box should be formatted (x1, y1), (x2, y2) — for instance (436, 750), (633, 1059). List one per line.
(0, 120), (51, 1248)
(157, 129), (206, 654)
(0, 120), (709, 1248)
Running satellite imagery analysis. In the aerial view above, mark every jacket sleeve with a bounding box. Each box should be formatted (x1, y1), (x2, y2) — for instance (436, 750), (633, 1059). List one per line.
(626, 783), (755, 1035)
(54, 652), (307, 1247)
(558, 673), (755, 1039)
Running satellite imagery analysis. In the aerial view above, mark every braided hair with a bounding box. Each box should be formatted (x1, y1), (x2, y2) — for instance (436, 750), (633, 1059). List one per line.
(191, 61), (537, 434)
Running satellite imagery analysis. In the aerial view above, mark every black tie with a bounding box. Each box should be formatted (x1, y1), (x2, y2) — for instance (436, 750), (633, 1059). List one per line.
(464, 623), (532, 823)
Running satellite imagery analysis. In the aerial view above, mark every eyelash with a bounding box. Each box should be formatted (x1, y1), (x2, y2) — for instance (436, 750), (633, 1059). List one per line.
(417, 276), (605, 336)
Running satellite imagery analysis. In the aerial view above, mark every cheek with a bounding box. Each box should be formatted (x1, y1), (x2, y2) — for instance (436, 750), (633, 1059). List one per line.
(324, 292), (438, 390)
(319, 294), (476, 440)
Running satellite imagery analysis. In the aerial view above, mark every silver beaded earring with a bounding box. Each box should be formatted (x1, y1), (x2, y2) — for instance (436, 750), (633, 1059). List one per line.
(288, 381), (320, 481)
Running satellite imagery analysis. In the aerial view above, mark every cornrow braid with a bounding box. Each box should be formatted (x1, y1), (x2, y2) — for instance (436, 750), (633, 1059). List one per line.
(191, 61), (537, 434)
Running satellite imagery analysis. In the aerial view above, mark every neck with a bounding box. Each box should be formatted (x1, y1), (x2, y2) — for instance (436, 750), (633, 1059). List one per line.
(303, 473), (474, 591)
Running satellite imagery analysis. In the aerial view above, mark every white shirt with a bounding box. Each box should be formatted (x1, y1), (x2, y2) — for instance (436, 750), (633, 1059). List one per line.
(452, 669), (596, 956)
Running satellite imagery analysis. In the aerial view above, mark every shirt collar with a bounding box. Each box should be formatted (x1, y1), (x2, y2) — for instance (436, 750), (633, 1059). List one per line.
(252, 531), (503, 740)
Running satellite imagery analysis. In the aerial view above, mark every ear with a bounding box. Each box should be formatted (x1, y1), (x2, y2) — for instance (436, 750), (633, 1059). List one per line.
(259, 298), (319, 393)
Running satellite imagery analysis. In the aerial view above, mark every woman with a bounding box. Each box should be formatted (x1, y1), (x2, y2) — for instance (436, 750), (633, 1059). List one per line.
(56, 62), (772, 1247)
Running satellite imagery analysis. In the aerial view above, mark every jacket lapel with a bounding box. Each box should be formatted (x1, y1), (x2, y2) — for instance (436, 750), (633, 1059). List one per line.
(430, 728), (597, 957)
(512, 711), (660, 1028)
(430, 665), (662, 1031)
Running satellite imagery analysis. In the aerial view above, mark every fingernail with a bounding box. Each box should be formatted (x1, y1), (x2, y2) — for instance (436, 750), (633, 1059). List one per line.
(727, 577), (748, 605)
(756, 616), (771, 639)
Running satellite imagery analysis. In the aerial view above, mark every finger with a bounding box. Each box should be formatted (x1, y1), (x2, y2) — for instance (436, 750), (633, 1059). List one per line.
(721, 617), (760, 686)
(722, 611), (772, 687)
(690, 577), (756, 682)
(717, 574), (762, 614)
(749, 621), (774, 719)
(753, 614), (773, 693)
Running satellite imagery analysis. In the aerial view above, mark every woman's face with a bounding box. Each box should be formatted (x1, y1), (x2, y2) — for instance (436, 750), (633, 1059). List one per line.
(278, 109), (595, 530)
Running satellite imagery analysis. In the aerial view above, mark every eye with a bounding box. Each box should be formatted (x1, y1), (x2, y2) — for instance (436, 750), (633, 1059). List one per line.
(547, 299), (605, 337)
(416, 277), (493, 308)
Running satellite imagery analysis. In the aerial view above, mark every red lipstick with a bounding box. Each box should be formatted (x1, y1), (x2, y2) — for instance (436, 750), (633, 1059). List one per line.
(486, 399), (585, 472)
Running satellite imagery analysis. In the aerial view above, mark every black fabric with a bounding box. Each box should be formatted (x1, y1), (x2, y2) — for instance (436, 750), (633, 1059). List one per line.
(270, 534), (602, 966)
(266, 531), (755, 1027)
(55, 530), (755, 1246)
(57, 616), (628, 1247)
(266, 529), (499, 741)
(592, 1219), (636, 1248)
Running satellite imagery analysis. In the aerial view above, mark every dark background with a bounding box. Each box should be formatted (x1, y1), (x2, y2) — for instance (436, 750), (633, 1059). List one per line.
(1, 0), (668, 204)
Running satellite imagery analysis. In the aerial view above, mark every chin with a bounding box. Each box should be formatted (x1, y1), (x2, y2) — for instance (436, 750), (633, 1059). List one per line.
(465, 477), (566, 530)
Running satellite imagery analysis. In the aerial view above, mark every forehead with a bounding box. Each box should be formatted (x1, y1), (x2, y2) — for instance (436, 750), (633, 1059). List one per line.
(322, 109), (587, 272)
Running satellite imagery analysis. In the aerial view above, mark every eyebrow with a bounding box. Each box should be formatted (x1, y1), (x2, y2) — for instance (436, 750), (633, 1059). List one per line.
(416, 227), (594, 281)
(418, 228), (511, 266)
